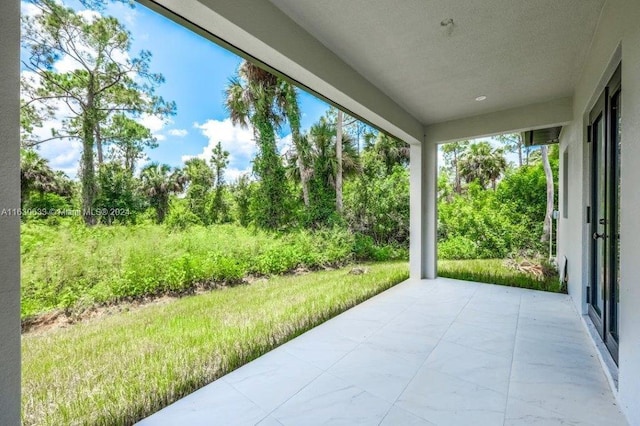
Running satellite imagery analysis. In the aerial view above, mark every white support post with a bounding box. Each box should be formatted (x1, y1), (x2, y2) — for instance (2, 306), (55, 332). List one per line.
(0, 1), (21, 425)
(409, 143), (424, 280)
(410, 142), (438, 280)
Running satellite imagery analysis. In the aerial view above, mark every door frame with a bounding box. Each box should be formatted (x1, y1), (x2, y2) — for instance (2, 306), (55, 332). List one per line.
(587, 64), (621, 364)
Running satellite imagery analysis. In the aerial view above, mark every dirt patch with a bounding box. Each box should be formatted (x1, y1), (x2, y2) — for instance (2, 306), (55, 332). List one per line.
(348, 267), (368, 275)
(21, 295), (183, 335)
(22, 262), (357, 334)
(21, 280), (245, 335)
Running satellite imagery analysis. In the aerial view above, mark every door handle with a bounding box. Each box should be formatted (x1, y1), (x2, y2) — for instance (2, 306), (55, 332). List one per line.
(593, 232), (606, 240)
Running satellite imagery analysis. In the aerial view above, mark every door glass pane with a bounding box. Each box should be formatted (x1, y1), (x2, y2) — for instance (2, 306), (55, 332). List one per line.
(611, 91), (621, 340)
(593, 115), (605, 315)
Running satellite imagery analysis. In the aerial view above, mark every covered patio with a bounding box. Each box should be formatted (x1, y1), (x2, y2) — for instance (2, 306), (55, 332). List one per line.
(3, 0), (640, 424)
(139, 278), (626, 425)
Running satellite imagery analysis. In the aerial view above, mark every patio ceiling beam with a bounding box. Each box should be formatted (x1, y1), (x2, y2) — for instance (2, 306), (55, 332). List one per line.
(142, 0), (425, 145)
(424, 96), (573, 144)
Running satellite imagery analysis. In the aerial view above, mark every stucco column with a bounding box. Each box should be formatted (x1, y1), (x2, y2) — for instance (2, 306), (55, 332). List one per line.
(0, 1), (21, 425)
(410, 142), (437, 280)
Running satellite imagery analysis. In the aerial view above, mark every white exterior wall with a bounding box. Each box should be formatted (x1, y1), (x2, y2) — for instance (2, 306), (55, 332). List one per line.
(558, 0), (640, 423)
(0, 0), (22, 425)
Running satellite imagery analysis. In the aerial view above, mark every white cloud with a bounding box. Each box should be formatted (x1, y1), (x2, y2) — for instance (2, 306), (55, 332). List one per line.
(168, 129), (188, 137)
(77, 9), (100, 22)
(278, 133), (293, 156)
(54, 55), (82, 73)
(195, 118), (255, 157)
(190, 119), (296, 182)
(190, 118), (256, 181)
(37, 131), (82, 178)
(21, 2), (41, 17)
(137, 114), (171, 142)
(20, 67), (80, 177)
(27, 111), (82, 178)
(138, 114), (168, 133)
(225, 167), (253, 183)
(111, 49), (130, 65)
(20, 70), (44, 98)
(108, 1), (138, 26)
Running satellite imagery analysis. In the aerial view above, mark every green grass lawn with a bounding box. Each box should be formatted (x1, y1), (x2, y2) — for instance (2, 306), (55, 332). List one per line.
(22, 261), (408, 426)
(438, 259), (562, 293)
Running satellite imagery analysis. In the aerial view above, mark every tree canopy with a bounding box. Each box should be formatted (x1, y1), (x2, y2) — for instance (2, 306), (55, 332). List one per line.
(21, 0), (174, 224)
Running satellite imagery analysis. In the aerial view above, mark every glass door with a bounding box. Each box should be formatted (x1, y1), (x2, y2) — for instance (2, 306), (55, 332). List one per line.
(588, 65), (620, 364)
(588, 100), (605, 336)
(605, 80), (620, 361)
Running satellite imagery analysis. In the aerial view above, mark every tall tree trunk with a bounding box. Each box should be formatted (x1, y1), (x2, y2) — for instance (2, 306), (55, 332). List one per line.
(453, 149), (461, 194)
(95, 126), (103, 165)
(336, 110), (343, 213)
(81, 85), (97, 226)
(282, 91), (309, 208)
(254, 110), (287, 229)
(292, 125), (310, 208)
(125, 146), (135, 174)
(81, 120), (96, 226)
(286, 106), (310, 208)
(541, 145), (554, 242)
(517, 135), (523, 167)
(297, 155), (310, 207)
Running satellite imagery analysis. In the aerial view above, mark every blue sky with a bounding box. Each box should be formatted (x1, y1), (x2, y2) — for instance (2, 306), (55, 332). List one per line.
(21, 0), (330, 180)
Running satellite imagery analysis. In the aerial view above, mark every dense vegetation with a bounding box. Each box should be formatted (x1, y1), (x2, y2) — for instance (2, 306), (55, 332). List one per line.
(21, 222), (406, 320)
(19, 1), (560, 321)
(22, 262), (409, 425)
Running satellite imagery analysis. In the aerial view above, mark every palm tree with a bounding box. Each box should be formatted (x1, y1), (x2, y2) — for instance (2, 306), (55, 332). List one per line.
(308, 118), (361, 190)
(295, 118), (359, 225)
(441, 140), (469, 194)
(458, 141), (507, 190)
(140, 163), (185, 223)
(20, 149), (57, 206)
(276, 80), (311, 207)
(372, 133), (410, 174)
(224, 61), (289, 229)
(53, 171), (74, 198)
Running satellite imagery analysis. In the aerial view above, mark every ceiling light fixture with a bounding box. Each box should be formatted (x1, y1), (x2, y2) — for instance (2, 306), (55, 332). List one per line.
(440, 18), (454, 36)
(475, 95), (487, 101)
(440, 18), (454, 27)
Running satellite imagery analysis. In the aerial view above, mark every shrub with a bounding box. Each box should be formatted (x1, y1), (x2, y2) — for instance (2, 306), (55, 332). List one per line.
(438, 236), (478, 260)
(165, 201), (203, 230)
(20, 223), (362, 319)
(344, 161), (409, 246)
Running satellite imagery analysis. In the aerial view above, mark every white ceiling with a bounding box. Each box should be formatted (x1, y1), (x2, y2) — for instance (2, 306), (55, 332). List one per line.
(268, 0), (605, 126)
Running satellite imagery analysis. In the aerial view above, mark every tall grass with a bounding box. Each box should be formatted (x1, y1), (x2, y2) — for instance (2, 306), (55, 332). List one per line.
(438, 259), (562, 293)
(21, 222), (358, 319)
(22, 261), (409, 425)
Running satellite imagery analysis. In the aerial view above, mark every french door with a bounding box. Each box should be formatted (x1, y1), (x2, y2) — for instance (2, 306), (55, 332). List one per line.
(588, 65), (621, 364)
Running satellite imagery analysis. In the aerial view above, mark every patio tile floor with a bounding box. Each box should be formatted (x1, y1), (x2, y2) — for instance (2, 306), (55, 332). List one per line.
(138, 278), (627, 426)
